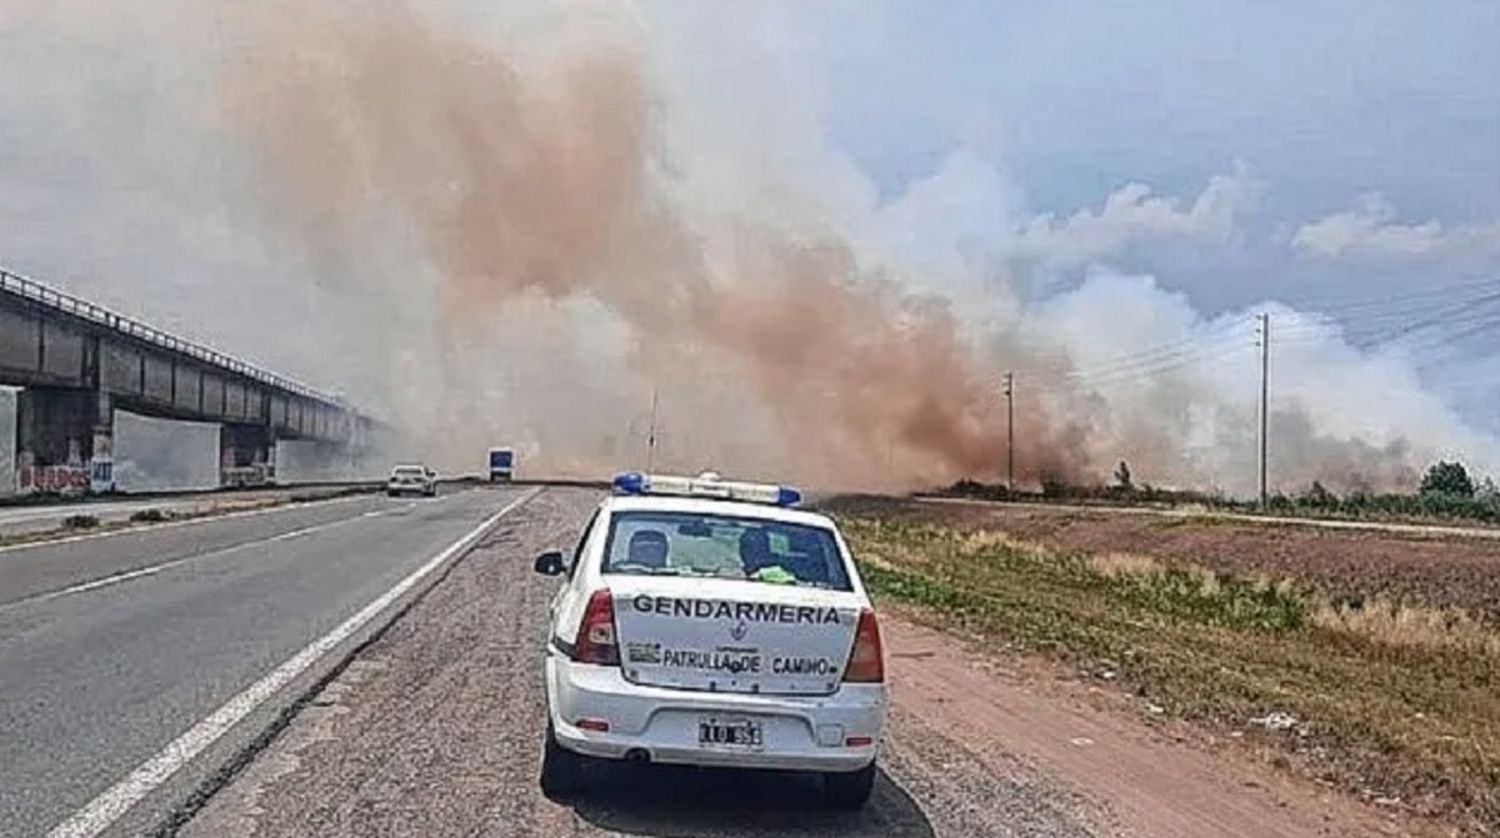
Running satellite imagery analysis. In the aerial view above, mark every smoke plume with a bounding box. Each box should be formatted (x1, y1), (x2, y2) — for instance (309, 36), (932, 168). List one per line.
(215, 2), (1065, 488)
(3, 0), (1495, 493)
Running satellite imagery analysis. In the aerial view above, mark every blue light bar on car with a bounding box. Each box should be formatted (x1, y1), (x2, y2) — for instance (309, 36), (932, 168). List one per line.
(611, 471), (801, 507)
(613, 471), (647, 495)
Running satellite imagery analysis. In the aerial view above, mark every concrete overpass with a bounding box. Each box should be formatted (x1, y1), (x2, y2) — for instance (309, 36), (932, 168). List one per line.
(0, 267), (377, 493)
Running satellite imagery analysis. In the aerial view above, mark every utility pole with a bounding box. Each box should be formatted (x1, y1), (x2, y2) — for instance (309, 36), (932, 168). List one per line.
(646, 388), (659, 472)
(1003, 372), (1015, 492)
(1257, 313), (1270, 509)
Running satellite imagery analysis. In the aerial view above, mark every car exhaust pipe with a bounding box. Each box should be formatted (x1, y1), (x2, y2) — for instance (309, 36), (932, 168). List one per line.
(625, 748), (651, 765)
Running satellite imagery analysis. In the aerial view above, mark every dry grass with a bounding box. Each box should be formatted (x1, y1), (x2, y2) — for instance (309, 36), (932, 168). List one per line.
(1088, 551), (1163, 577)
(957, 528), (1024, 555)
(1313, 598), (1500, 658)
(1091, 545), (1500, 659)
(1092, 546), (1500, 662)
(840, 513), (1500, 833)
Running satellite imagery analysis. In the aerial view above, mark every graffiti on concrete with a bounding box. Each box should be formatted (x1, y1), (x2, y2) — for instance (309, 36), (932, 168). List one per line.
(19, 465), (91, 495)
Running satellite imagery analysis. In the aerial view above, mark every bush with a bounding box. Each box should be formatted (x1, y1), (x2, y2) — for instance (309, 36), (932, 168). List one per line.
(1421, 461), (1475, 498)
(1299, 480), (1337, 507)
(129, 508), (169, 523)
(939, 472), (1500, 526)
(61, 514), (99, 530)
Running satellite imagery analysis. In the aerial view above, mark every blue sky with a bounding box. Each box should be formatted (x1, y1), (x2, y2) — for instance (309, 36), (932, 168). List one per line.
(659, 0), (1500, 434)
(824, 1), (1499, 220)
(649, 0), (1498, 303)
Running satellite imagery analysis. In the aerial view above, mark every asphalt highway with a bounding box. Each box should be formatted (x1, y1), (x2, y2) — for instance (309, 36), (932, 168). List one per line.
(0, 484), (534, 837)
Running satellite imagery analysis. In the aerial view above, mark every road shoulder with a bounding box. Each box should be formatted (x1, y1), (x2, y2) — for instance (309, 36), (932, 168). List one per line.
(881, 610), (1432, 837)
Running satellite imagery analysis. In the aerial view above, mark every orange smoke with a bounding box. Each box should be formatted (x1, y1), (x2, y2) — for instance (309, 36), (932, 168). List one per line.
(220, 3), (1077, 488)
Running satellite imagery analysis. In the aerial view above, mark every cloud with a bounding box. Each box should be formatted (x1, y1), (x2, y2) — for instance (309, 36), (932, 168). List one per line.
(1009, 161), (1262, 266)
(1293, 192), (1500, 260)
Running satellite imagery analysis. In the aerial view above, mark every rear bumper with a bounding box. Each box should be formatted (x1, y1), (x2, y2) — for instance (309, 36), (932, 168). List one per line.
(546, 654), (886, 772)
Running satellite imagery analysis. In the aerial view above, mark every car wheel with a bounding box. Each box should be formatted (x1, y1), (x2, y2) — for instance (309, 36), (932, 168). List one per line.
(823, 761), (876, 810)
(387, 490), (398, 497)
(540, 723), (588, 798)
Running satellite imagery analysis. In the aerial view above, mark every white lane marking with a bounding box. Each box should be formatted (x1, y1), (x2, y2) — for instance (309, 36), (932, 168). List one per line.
(0, 493), (376, 556)
(267, 526), (320, 543)
(45, 487), (540, 838)
(2, 496), (452, 611)
(45, 562), (183, 597)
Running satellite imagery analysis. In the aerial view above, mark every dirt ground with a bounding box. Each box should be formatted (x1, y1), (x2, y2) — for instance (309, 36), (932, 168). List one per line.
(833, 496), (1500, 622)
(181, 487), (1435, 838)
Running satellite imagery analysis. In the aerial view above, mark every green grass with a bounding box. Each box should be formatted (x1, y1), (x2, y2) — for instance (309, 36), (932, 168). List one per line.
(841, 516), (1500, 832)
(939, 478), (1500, 529)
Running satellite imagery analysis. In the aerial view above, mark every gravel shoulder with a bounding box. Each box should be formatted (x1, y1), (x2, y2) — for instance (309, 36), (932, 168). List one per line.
(181, 487), (1430, 837)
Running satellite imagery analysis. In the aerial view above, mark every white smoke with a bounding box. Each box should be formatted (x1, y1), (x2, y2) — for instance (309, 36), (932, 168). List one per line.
(0, 0), (1495, 494)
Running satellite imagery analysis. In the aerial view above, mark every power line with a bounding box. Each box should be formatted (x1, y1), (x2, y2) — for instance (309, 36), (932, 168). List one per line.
(1401, 310), (1500, 357)
(1062, 332), (1254, 388)
(1283, 293), (1500, 338)
(1278, 289), (1500, 349)
(1063, 318), (1248, 381)
(1279, 286), (1500, 334)
(1020, 276), (1499, 398)
(1286, 275), (1500, 317)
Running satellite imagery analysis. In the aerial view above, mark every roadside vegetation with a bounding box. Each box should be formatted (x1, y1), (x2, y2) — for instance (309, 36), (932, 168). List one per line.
(60, 513), (100, 530)
(835, 507), (1499, 833)
(0, 485), (383, 550)
(944, 459), (1500, 528)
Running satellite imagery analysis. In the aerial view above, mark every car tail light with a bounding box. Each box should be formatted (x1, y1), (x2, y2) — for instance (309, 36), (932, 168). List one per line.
(842, 608), (884, 683)
(573, 589), (620, 666)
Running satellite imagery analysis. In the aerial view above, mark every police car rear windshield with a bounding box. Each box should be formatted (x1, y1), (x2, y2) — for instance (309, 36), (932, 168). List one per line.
(601, 511), (853, 591)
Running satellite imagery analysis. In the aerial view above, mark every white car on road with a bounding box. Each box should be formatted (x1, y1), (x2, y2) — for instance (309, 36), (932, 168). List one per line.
(386, 464), (437, 497)
(534, 472), (888, 808)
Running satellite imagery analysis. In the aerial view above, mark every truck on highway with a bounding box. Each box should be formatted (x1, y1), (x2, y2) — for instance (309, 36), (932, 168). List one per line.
(488, 447), (515, 482)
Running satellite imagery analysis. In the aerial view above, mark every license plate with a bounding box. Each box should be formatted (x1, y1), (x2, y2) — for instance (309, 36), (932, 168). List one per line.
(698, 717), (763, 750)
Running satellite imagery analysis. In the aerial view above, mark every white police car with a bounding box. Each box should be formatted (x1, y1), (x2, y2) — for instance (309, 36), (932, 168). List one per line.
(534, 472), (888, 808)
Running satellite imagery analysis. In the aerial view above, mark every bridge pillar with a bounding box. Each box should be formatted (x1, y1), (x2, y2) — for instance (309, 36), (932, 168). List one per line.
(15, 387), (112, 494)
(220, 423), (275, 487)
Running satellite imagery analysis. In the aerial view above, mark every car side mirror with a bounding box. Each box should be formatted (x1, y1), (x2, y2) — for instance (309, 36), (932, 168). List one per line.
(534, 551), (566, 576)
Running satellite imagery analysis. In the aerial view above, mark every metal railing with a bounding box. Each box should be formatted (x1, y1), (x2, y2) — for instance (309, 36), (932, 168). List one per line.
(0, 266), (343, 406)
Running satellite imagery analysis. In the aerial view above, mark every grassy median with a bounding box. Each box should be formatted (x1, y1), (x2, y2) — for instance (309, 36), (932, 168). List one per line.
(836, 513), (1500, 833)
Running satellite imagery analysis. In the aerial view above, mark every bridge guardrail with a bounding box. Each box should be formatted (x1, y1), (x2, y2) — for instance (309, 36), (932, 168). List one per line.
(0, 267), (340, 406)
